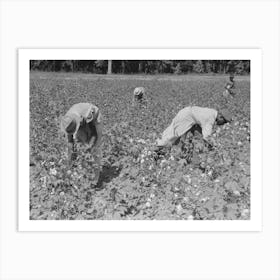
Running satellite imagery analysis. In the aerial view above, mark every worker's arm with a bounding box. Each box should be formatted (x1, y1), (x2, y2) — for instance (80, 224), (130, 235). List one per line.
(95, 110), (103, 147)
(202, 121), (213, 139)
(87, 111), (103, 149)
(94, 122), (103, 148)
(202, 121), (216, 148)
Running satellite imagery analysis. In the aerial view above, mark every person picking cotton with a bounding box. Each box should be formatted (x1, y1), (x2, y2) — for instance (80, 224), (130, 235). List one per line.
(155, 106), (232, 151)
(61, 102), (103, 185)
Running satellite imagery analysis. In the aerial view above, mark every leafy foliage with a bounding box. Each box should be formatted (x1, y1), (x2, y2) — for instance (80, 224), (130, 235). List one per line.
(30, 72), (250, 220)
(30, 60), (250, 75)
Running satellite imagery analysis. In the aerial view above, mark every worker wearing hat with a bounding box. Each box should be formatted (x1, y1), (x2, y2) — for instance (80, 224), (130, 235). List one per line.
(156, 106), (232, 149)
(133, 87), (145, 103)
(223, 74), (235, 97)
(61, 103), (103, 184)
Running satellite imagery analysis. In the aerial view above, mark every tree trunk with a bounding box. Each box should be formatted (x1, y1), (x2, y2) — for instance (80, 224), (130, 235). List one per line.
(138, 61), (144, 73)
(121, 61), (125, 74)
(107, 60), (112, 74)
(72, 60), (76, 72)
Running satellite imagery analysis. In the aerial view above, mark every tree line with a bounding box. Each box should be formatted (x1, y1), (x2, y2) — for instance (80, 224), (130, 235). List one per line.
(30, 60), (250, 75)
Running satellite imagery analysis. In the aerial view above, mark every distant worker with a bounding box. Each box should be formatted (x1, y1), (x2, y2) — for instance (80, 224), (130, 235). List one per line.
(133, 87), (146, 103)
(61, 103), (103, 185)
(223, 74), (235, 97)
(156, 106), (232, 150)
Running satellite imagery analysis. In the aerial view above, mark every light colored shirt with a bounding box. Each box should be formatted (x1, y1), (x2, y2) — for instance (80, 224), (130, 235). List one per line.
(157, 106), (217, 146)
(63, 103), (102, 145)
(190, 106), (218, 139)
(65, 103), (101, 125)
(225, 81), (234, 89)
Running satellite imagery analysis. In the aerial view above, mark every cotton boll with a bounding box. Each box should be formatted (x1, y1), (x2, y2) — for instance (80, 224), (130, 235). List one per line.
(49, 168), (57, 176)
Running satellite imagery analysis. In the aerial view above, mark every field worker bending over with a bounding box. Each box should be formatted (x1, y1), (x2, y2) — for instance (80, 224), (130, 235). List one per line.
(61, 103), (103, 184)
(156, 106), (232, 149)
(133, 87), (146, 103)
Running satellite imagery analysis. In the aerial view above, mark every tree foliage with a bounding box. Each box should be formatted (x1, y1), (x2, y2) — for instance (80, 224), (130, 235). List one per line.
(30, 60), (250, 75)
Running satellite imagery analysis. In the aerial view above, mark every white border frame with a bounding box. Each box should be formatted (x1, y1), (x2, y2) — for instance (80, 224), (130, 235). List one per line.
(19, 49), (262, 232)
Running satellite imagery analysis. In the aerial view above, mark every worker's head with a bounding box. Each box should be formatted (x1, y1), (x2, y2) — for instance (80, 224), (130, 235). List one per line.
(216, 109), (232, 125)
(229, 74), (234, 82)
(134, 87), (145, 97)
(61, 115), (77, 135)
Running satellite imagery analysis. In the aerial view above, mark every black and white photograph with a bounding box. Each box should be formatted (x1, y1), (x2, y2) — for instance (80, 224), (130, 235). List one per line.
(28, 58), (251, 221)
(3, 0), (280, 279)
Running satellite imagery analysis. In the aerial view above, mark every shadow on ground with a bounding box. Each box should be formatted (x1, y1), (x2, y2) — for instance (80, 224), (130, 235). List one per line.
(95, 165), (122, 189)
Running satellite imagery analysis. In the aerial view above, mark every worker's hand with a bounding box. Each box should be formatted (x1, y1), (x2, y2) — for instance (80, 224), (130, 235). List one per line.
(204, 137), (216, 150)
(152, 146), (167, 161)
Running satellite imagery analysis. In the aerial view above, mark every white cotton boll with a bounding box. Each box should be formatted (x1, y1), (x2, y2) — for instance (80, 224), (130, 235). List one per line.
(176, 204), (183, 213)
(233, 190), (241, 196)
(187, 215), (194, 220)
(241, 209), (249, 218)
(200, 197), (209, 203)
(41, 176), (47, 188)
(49, 168), (57, 176)
(137, 139), (146, 144)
